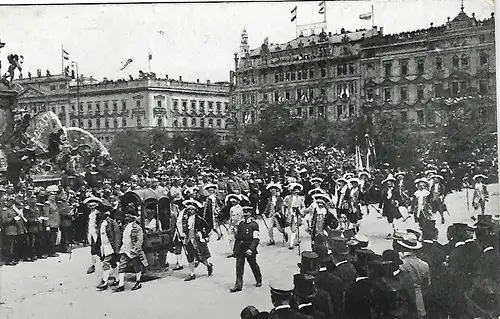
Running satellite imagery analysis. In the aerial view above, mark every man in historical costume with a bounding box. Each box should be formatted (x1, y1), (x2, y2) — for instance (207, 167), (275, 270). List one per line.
(182, 199), (214, 282)
(264, 183), (287, 246)
(230, 206), (262, 293)
(348, 178), (362, 232)
(202, 183), (223, 240)
(96, 207), (121, 291)
(283, 183), (306, 250)
(395, 233), (430, 319)
(43, 190), (60, 257)
(83, 196), (103, 274)
(472, 174), (489, 215)
(227, 193), (244, 257)
(305, 177), (324, 207)
(57, 194), (73, 253)
(395, 171), (410, 208)
(305, 194), (338, 250)
(293, 273), (325, 319)
(113, 208), (148, 292)
(268, 279), (311, 319)
(429, 174), (448, 224)
(379, 174), (403, 236)
(335, 177), (351, 219)
(410, 178), (432, 229)
(169, 177), (183, 202)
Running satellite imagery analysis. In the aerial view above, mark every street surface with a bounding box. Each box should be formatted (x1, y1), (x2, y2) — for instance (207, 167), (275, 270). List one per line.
(0, 185), (498, 319)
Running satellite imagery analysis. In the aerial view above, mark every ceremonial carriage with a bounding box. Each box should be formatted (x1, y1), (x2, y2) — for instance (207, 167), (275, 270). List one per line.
(120, 189), (174, 273)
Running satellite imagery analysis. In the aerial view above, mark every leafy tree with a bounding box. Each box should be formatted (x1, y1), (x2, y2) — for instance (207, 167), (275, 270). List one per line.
(108, 130), (150, 175)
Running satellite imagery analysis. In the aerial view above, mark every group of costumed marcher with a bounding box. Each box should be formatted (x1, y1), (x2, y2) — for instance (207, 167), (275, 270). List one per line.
(0, 150), (497, 318)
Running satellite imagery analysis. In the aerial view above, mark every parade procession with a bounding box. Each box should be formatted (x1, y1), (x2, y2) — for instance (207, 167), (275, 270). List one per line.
(0, 1), (499, 319)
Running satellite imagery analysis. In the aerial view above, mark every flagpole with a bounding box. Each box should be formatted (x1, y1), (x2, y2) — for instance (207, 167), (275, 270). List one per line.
(61, 44), (64, 75)
(371, 4), (374, 30)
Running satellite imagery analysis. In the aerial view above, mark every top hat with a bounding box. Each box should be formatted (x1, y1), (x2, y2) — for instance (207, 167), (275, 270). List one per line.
(368, 260), (394, 279)
(382, 249), (403, 271)
(476, 215), (493, 227)
(356, 249), (377, 267)
(297, 251), (320, 275)
(293, 274), (316, 298)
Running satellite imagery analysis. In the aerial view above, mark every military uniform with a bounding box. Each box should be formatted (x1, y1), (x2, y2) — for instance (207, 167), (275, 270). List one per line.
(23, 199), (41, 261)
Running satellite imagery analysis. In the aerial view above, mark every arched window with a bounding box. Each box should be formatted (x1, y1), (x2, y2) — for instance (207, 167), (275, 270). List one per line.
(113, 118), (118, 128)
(208, 119), (214, 127)
(452, 55), (460, 68)
(216, 119), (221, 127)
(435, 57), (443, 70)
(182, 118), (187, 126)
(480, 52), (488, 66)
(461, 54), (469, 68)
(200, 119), (205, 128)
(191, 118), (197, 127)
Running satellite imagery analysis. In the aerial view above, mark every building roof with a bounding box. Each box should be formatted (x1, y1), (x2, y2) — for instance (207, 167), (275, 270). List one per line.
(249, 29), (378, 57)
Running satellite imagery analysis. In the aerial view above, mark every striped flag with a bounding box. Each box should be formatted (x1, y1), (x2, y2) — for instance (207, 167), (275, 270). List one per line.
(291, 6), (297, 22)
(62, 48), (69, 60)
(120, 58), (133, 71)
(318, 1), (325, 14)
(359, 12), (372, 20)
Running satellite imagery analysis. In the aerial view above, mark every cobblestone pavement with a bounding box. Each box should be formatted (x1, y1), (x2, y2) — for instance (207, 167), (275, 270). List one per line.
(0, 185), (497, 319)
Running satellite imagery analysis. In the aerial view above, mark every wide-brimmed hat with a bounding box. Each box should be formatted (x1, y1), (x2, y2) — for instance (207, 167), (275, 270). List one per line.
(343, 173), (355, 180)
(395, 171), (406, 177)
(310, 177), (323, 184)
(289, 183), (303, 192)
(473, 174), (488, 181)
(396, 233), (422, 250)
(182, 199), (203, 209)
(293, 274), (317, 298)
(83, 196), (102, 206)
(348, 178), (361, 185)
(242, 206), (253, 215)
(297, 251), (320, 275)
(313, 193), (331, 204)
(382, 174), (396, 184)
(336, 177), (348, 185)
(414, 178), (429, 185)
(225, 194), (242, 203)
(424, 169), (437, 175)
(307, 188), (325, 196)
(266, 183), (282, 191)
(203, 183), (218, 190)
(430, 174), (444, 180)
(358, 171), (370, 178)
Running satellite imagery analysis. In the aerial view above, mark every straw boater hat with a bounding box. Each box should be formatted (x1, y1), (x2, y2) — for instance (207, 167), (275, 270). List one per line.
(310, 177), (323, 184)
(266, 183), (282, 192)
(203, 183), (218, 190)
(396, 233), (422, 250)
(414, 178), (429, 185)
(182, 199), (203, 209)
(381, 174), (396, 184)
(473, 174), (487, 181)
(430, 174), (444, 180)
(313, 193), (331, 204)
(225, 194), (242, 203)
(289, 183), (303, 192)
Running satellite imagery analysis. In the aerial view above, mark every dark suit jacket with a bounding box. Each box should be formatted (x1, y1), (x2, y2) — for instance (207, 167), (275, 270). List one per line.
(269, 307), (312, 319)
(298, 304), (325, 319)
(345, 278), (374, 319)
(332, 260), (357, 288)
(315, 270), (345, 318)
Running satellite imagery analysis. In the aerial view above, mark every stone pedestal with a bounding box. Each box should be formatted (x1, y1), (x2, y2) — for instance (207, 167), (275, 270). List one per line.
(0, 81), (17, 145)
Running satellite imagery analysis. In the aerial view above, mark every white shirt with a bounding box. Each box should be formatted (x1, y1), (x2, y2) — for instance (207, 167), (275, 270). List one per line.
(88, 210), (98, 242)
(100, 219), (114, 256)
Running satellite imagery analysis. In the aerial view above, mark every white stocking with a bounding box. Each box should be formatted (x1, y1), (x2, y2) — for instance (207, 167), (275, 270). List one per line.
(118, 273), (125, 287)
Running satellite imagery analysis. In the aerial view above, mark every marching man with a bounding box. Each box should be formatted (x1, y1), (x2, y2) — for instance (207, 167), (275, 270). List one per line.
(283, 183), (306, 250)
(410, 178), (431, 226)
(114, 207), (148, 292)
(264, 183), (287, 246)
(472, 174), (489, 215)
(227, 194), (243, 257)
(305, 193), (339, 249)
(230, 206), (262, 293)
(97, 207), (121, 291)
(202, 184), (223, 240)
(379, 174), (403, 236)
(429, 174), (448, 224)
(84, 196), (103, 275)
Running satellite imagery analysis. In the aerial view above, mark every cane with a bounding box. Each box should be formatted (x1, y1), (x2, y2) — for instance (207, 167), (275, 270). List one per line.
(295, 209), (301, 256)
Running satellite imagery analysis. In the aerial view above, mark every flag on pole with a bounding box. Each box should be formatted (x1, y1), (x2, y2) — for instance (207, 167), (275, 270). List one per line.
(148, 52), (153, 61)
(62, 49), (69, 60)
(359, 12), (372, 20)
(291, 6), (297, 22)
(318, 1), (325, 14)
(120, 58), (133, 71)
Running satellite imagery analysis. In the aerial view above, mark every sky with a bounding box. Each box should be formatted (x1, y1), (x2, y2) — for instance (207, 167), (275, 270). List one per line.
(0, 0), (495, 83)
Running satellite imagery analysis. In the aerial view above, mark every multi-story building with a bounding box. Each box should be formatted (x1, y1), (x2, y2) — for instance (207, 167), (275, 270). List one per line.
(232, 5), (496, 130)
(360, 6), (496, 128)
(231, 27), (381, 125)
(15, 75), (232, 145)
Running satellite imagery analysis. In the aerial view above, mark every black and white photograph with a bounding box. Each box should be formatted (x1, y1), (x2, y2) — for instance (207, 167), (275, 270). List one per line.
(0, 0), (498, 318)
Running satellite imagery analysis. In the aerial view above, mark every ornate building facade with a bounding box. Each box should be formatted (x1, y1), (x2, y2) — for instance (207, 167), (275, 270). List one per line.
(15, 76), (232, 145)
(231, 28), (381, 125)
(360, 7), (496, 129)
(232, 6), (496, 130)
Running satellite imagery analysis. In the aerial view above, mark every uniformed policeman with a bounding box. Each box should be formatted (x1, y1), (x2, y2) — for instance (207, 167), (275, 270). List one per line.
(230, 206), (262, 293)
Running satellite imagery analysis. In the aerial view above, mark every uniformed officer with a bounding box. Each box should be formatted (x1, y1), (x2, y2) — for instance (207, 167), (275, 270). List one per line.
(269, 279), (311, 319)
(230, 206), (262, 293)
